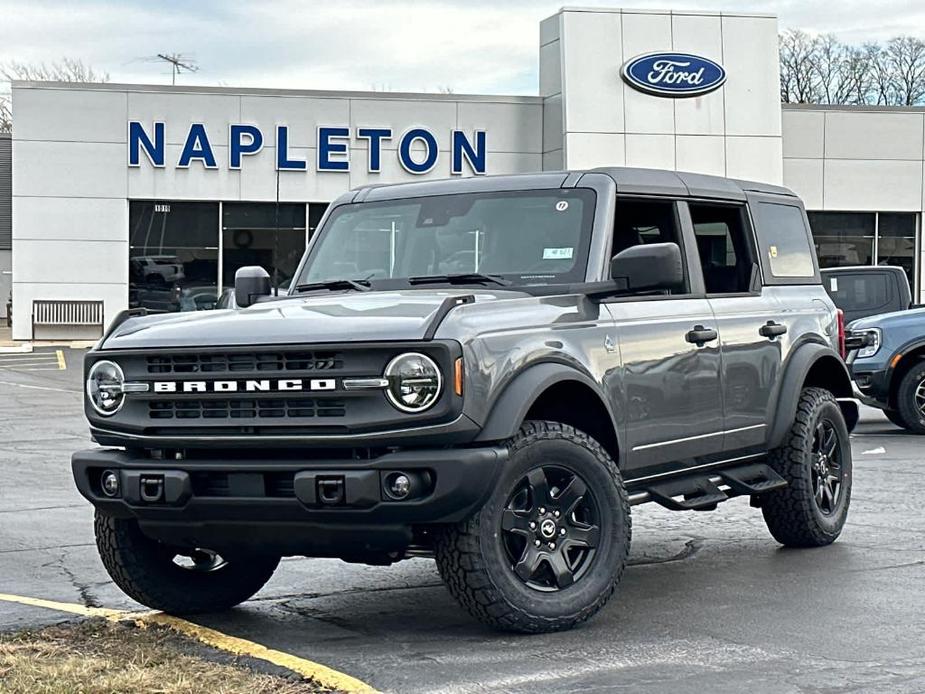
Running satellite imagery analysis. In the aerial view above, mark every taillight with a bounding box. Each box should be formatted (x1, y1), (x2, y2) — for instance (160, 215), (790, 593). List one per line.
(836, 309), (846, 360)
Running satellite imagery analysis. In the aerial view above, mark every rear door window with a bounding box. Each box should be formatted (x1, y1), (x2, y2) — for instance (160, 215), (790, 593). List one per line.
(750, 201), (818, 282)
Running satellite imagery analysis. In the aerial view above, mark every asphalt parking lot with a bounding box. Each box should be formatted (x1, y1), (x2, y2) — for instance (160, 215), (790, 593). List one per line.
(1, 348), (923, 693)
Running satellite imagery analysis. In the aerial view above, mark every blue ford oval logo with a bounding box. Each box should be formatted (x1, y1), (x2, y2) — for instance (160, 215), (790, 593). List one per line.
(621, 52), (726, 98)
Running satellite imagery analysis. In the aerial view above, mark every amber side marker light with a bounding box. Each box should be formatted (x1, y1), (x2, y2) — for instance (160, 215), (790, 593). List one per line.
(891, 353), (903, 369)
(454, 358), (464, 396)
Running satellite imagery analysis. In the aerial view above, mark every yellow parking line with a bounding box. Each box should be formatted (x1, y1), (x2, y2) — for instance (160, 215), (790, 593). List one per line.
(0, 593), (378, 693)
(56, 349), (66, 370)
(0, 593), (125, 619)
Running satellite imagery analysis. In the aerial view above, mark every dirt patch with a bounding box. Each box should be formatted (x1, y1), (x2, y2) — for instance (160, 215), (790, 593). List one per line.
(0, 618), (333, 693)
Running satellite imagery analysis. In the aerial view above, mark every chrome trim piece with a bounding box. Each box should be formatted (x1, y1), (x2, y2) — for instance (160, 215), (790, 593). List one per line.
(631, 424), (766, 452)
(342, 377), (389, 390)
(120, 382), (151, 394)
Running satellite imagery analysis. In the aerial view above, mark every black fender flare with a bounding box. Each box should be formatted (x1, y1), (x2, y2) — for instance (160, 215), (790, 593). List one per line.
(768, 343), (856, 449)
(473, 362), (620, 447)
(885, 337), (925, 390)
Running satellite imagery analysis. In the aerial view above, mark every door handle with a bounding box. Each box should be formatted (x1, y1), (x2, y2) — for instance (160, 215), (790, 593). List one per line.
(759, 321), (788, 338)
(685, 325), (718, 345)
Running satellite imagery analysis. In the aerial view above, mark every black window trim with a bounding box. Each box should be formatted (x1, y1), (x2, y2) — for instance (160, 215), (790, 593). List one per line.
(681, 199), (762, 299)
(601, 195), (700, 302)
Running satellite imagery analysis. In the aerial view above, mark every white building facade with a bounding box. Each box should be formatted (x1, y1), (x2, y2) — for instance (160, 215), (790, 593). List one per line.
(8, 6), (925, 340)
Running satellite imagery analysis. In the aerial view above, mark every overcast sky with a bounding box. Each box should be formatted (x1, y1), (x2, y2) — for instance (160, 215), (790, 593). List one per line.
(2, 0), (925, 96)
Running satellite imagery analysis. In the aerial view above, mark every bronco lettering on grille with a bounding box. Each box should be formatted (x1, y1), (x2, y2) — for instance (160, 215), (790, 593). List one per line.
(152, 379), (337, 393)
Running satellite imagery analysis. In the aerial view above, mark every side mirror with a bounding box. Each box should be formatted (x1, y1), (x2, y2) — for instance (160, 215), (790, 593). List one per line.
(610, 242), (684, 293)
(234, 266), (271, 308)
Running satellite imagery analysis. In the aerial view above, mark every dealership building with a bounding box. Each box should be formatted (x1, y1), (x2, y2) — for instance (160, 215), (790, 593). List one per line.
(6, 6), (925, 340)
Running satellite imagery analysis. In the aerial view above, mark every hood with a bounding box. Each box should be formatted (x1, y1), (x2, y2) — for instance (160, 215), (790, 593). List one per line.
(101, 289), (529, 349)
(849, 306), (925, 331)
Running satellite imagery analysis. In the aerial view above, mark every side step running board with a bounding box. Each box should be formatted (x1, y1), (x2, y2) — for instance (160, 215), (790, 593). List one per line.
(628, 462), (787, 510)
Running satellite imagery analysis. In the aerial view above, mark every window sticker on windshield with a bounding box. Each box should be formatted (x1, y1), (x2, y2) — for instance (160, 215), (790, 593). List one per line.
(555, 200), (569, 212)
(769, 245), (778, 258)
(830, 277), (839, 292)
(543, 247), (574, 260)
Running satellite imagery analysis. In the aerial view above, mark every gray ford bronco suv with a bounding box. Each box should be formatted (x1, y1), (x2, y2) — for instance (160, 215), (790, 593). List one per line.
(74, 168), (858, 633)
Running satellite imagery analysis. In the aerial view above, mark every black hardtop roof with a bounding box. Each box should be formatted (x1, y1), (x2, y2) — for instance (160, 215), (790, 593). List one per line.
(344, 167), (796, 205)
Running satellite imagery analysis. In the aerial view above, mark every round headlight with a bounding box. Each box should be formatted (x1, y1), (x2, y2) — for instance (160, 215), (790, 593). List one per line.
(86, 360), (126, 416)
(384, 352), (442, 412)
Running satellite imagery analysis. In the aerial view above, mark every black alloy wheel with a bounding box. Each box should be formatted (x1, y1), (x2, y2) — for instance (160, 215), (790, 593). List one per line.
(435, 421), (630, 633)
(810, 419), (843, 516)
(500, 465), (600, 591)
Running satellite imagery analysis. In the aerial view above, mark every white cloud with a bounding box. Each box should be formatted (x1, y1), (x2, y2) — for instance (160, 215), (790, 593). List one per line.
(1, 0), (924, 96)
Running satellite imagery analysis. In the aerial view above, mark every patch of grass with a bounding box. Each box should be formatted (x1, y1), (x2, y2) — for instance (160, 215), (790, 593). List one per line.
(0, 618), (329, 693)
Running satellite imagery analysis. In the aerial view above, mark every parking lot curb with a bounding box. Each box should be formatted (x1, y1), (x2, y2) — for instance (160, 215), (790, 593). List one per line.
(0, 593), (379, 693)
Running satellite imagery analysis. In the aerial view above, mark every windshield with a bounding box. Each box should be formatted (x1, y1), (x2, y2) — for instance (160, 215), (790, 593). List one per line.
(296, 189), (596, 288)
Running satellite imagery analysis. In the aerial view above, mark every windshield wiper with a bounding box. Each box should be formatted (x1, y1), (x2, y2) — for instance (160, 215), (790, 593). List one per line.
(293, 279), (372, 293)
(408, 273), (511, 287)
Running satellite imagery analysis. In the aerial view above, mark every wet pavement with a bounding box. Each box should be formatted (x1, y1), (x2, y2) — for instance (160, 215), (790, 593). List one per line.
(1, 349), (923, 692)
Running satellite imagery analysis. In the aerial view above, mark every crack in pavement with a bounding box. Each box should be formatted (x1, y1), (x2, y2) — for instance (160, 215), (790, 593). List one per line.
(628, 538), (703, 566)
(54, 555), (102, 608)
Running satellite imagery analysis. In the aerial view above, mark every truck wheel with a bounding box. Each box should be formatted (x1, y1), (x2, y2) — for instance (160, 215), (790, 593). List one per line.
(894, 363), (925, 434)
(434, 420), (630, 633)
(762, 387), (852, 547)
(883, 408), (909, 429)
(95, 512), (279, 613)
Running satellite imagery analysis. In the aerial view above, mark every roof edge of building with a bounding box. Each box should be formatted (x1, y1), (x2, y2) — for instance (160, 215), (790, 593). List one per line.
(9, 80), (544, 104)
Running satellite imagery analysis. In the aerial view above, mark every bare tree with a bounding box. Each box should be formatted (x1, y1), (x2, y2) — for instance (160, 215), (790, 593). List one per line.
(779, 29), (821, 103)
(1, 57), (109, 84)
(780, 32), (925, 107)
(0, 97), (11, 132)
(884, 36), (925, 106)
(0, 58), (109, 132)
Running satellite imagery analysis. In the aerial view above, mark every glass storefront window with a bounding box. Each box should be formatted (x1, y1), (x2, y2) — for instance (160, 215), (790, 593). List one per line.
(222, 203), (307, 292)
(877, 213), (917, 291)
(807, 211), (919, 294)
(807, 212), (874, 267)
(129, 202), (219, 313)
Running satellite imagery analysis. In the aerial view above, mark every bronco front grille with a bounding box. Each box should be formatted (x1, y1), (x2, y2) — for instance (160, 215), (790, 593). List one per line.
(146, 351), (343, 374)
(148, 398), (347, 420)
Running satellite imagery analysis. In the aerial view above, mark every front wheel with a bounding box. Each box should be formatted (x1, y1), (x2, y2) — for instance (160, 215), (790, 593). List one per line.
(95, 512), (279, 613)
(762, 387), (852, 547)
(895, 363), (925, 434)
(435, 421), (631, 633)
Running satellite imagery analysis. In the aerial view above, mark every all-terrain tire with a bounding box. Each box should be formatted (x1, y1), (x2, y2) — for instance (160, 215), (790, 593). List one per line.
(883, 408), (909, 430)
(762, 387), (852, 547)
(95, 512), (279, 613)
(434, 420), (631, 633)
(894, 362), (925, 434)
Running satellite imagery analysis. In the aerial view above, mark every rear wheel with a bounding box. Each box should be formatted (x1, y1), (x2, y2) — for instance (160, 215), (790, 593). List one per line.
(895, 363), (925, 434)
(762, 387), (852, 547)
(95, 512), (279, 613)
(435, 420), (630, 633)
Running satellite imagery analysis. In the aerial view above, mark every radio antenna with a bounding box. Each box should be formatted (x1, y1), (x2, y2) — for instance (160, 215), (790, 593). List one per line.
(153, 53), (199, 85)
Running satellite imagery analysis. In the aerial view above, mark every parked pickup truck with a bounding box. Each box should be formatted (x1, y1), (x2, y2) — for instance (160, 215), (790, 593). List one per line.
(73, 168), (858, 633)
(821, 265), (912, 324)
(848, 307), (925, 433)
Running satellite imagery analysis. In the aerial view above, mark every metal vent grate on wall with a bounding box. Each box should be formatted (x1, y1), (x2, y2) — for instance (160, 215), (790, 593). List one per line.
(32, 300), (104, 338)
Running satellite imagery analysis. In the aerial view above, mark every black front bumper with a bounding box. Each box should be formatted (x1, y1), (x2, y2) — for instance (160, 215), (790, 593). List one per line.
(849, 366), (891, 409)
(72, 445), (507, 558)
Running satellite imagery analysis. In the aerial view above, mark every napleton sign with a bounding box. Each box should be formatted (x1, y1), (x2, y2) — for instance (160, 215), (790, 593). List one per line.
(127, 121), (488, 175)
